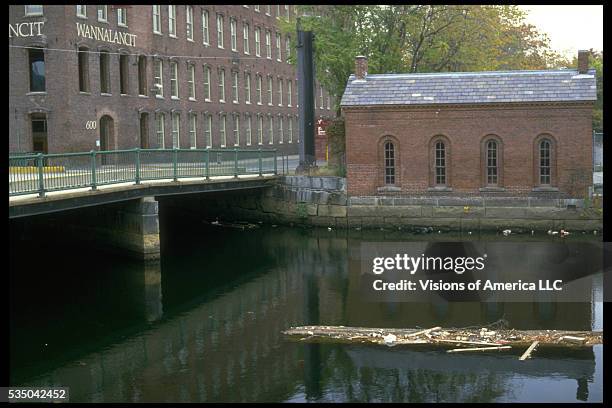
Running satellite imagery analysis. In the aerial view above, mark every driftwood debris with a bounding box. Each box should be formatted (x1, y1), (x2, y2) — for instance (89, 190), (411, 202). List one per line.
(519, 341), (540, 361)
(283, 326), (602, 349)
(447, 346), (512, 353)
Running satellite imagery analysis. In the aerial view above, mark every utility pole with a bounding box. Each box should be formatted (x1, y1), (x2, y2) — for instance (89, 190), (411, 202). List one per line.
(296, 19), (316, 172)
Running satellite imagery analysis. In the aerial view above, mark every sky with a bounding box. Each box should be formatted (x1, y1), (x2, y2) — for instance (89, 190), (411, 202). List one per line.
(518, 5), (603, 59)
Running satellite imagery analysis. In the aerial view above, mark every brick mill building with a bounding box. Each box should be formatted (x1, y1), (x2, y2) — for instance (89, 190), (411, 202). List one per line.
(341, 53), (597, 198)
(9, 5), (335, 155)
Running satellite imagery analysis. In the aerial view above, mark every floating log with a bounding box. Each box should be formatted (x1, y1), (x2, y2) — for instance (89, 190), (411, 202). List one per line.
(519, 341), (540, 361)
(282, 326), (602, 348)
(447, 346), (512, 353)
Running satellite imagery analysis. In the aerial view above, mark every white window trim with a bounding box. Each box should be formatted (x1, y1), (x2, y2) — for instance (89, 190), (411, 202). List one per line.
(97, 5), (108, 23)
(76, 5), (87, 19)
(217, 14), (224, 49)
(189, 114), (197, 149)
(117, 8), (128, 27)
(232, 71), (239, 104)
(25, 5), (43, 17)
(157, 114), (165, 149)
(246, 116), (252, 146)
(233, 116), (240, 146)
(186, 6), (194, 41)
(153, 5), (162, 34)
(202, 10), (210, 45)
(243, 24), (250, 55)
(204, 66), (211, 102)
(245, 74), (251, 104)
(188, 65), (196, 101)
(170, 61), (179, 99)
(205, 115), (212, 148)
(168, 5), (177, 38)
(230, 18), (237, 52)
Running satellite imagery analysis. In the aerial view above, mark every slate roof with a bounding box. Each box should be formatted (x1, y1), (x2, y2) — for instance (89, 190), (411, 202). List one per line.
(340, 69), (597, 107)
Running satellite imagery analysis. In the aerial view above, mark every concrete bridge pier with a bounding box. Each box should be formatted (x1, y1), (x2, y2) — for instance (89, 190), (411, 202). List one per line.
(115, 196), (161, 261)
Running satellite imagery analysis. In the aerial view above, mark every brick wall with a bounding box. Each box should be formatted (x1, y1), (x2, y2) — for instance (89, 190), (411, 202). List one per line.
(343, 103), (594, 198)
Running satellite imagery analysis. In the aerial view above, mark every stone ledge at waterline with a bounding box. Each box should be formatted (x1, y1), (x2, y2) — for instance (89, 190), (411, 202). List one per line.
(217, 176), (603, 232)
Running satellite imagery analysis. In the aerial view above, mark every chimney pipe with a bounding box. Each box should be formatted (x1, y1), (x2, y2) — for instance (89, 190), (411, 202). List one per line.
(577, 50), (590, 74)
(355, 55), (368, 80)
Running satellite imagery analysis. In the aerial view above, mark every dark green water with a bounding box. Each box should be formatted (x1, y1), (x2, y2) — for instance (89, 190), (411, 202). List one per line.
(9, 211), (604, 403)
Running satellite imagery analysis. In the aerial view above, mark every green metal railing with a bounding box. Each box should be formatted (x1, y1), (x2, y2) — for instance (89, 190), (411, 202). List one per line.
(9, 148), (278, 197)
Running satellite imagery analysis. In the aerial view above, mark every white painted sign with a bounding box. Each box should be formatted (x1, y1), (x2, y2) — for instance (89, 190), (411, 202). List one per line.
(76, 22), (136, 47)
(85, 121), (97, 130)
(8, 21), (44, 38)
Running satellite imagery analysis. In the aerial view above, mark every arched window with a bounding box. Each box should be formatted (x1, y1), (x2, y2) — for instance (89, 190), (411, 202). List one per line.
(435, 141), (446, 185)
(486, 140), (498, 185)
(384, 141), (395, 185)
(78, 47), (89, 92)
(539, 139), (552, 185)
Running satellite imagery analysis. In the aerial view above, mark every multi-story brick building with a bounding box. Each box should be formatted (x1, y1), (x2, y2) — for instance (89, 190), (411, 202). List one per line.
(9, 5), (336, 155)
(341, 54), (597, 198)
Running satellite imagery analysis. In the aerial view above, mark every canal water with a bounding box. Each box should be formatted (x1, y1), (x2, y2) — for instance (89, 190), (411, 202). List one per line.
(9, 210), (604, 403)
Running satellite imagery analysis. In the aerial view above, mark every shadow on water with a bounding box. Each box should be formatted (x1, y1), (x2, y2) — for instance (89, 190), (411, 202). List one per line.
(8, 207), (604, 402)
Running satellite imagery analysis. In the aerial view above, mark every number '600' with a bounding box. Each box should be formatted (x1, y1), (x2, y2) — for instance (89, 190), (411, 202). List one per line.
(85, 121), (97, 130)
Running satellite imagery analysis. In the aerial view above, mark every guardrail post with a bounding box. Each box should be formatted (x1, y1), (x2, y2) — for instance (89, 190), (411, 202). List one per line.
(135, 148), (141, 185)
(234, 149), (239, 178)
(173, 148), (178, 182)
(91, 150), (97, 191)
(273, 149), (278, 175)
(37, 152), (45, 197)
(258, 148), (263, 177)
(205, 149), (210, 180)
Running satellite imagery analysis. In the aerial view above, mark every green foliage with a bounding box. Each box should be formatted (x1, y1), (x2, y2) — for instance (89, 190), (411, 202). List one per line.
(326, 117), (345, 164)
(295, 202), (309, 219)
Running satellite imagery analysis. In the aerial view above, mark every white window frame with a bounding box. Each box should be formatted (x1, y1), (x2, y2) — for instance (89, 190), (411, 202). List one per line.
(97, 5), (108, 22)
(279, 116), (284, 144)
(232, 71), (239, 103)
(202, 10), (209, 45)
(327, 95), (331, 110)
(288, 116), (293, 143)
(220, 115), (227, 147)
(246, 116), (252, 146)
(267, 76), (273, 106)
(254, 5), (260, 12)
(230, 18), (237, 51)
(156, 113), (165, 149)
(168, 5), (177, 37)
(25, 5), (43, 16)
(117, 7), (127, 27)
(286, 36), (291, 60)
(219, 69), (226, 102)
(152, 6), (161, 34)
(203, 66), (211, 101)
(320, 86), (324, 109)
(217, 14), (224, 49)
(243, 23), (250, 54)
(171, 112), (180, 148)
(285, 5), (289, 19)
(76, 5), (87, 19)
(188, 64), (196, 100)
(245, 73), (251, 104)
(265, 5), (271, 16)
(233, 115), (240, 146)
(254, 28), (261, 57)
(265, 30), (271, 59)
(256, 75), (262, 105)
(258, 116), (263, 145)
(170, 61), (179, 99)
(154, 59), (164, 98)
(268, 116), (274, 144)
(276, 32), (282, 62)
(287, 80), (292, 107)
(277, 78), (283, 106)
(205, 114), (212, 148)
(189, 113), (197, 148)
(186, 6), (194, 41)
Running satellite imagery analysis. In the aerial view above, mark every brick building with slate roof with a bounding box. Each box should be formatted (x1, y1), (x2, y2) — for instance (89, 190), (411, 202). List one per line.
(340, 52), (597, 198)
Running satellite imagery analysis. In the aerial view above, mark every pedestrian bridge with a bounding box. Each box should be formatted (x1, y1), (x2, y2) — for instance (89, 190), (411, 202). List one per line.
(9, 148), (283, 218)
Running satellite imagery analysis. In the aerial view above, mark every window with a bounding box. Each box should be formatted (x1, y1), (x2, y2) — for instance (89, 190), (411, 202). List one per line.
(255, 28), (261, 56)
(31, 114), (47, 154)
(230, 18), (237, 51)
(168, 5), (176, 37)
(327, 95), (331, 110)
(205, 114), (212, 147)
(245, 73), (251, 104)
(189, 113), (197, 148)
(276, 33), (281, 62)
(286, 36), (291, 60)
(435, 141), (446, 185)
(267, 76), (273, 105)
(277, 78), (283, 106)
(152, 6), (161, 33)
(319, 86), (324, 109)
(217, 14), (224, 48)
(220, 115), (227, 147)
(218, 69), (226, 102)
(539, 139), (552, 185)
(76, 5), (87, 18)
(156, 113), (165, 148)
(257, 116), (263, 144)
(287, 80), (292, 106)
(202, 10), (209, 44)
(268, 116), (274, 144)
(279, 116), (284, 144)
(188, 64), (196, 100)
(203, 66), (211, 101)
(154, 59), (163, 97)
(265, 30), (271, 59)
(243, 24), (250, 54)
(256, 75), (262, 104)
(171, 112), (180, 148)
(138, 55), (147, 96)
(233, 115), (240, 146)
(97, 5), (107, 22)
(288, 116), (293, 143)
(246, 116), (252, 145)
(119, 54), (129, 95)
(384, 141), (395, 185)
(25, 5), (43, 16)
(117, 7), (127, 26)
(266, 5), (271, 15)
(78, 47), (89, 92)
(254, 5), (260, 12)
(232, 71), (239, 103)
(99, 50), (110, 94)
(285, 5), (289, 18)
(186, 6), (193, 40)
(276, 5), (280, 18)
(486, 140), (498, 185)
(170, 61), (179, 98)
